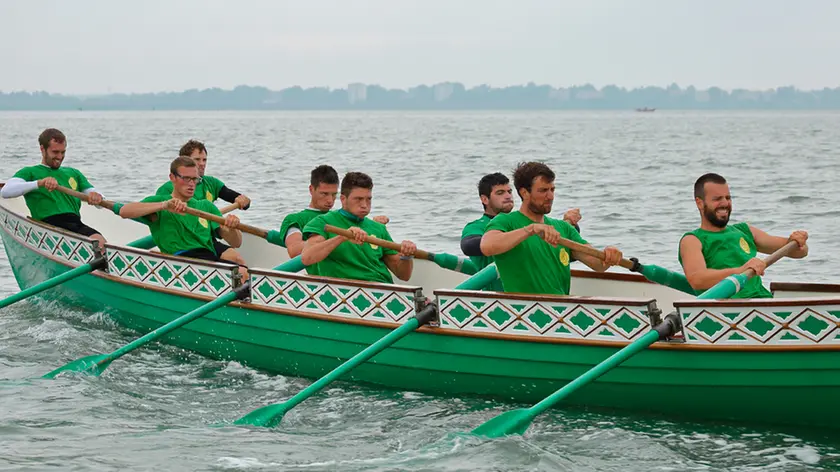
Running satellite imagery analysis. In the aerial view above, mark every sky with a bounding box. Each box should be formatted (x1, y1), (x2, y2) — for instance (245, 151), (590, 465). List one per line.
(2, 0), (839, 95)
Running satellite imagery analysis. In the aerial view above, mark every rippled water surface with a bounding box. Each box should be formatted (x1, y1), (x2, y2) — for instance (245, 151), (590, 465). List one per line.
(2, 111), (840, 471)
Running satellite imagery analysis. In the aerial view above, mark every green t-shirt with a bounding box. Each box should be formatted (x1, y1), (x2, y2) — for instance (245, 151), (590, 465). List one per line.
(302, 210), (399, 284)
(12, 165), (93, 220)
(461, 214), (504, 292)
(484, 211), (589, 295)
(155, 175), (225, 203)
(279, 209), (329, 248)
(678, 222), (772, 299)
(138, 195), (222, 255)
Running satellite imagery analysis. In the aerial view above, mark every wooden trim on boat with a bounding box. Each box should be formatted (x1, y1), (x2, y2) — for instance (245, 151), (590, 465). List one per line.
(771, 281), (840, 293)
(571, 268), (653, 284)
(106, 243), (240, 271)
(434, 288), (655, 306)
(230, 300), (418, 329)
(674, 297), (840, 307)
(250, 268), (422, 294)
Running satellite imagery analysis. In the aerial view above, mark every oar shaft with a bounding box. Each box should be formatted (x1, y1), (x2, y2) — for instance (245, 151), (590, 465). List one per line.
(98, 289), (241, 366)
(220, 202), (241, 214)
(324, 224), (432, 260)
(555, 234), (635, 270)
(0, 258), (104, 309)
(53, 185), (117, 211)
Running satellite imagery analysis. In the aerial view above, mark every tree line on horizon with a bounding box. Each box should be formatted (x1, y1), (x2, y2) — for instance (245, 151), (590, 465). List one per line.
(2, 82), (840, 110)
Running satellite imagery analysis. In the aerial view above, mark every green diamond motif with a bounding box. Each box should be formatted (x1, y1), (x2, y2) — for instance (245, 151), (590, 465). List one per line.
(157, 265), (174, 283)
(744, 315), (776, 338)
(510, 304), (527, 314)
(728, 332), (747, 341)
(796, 314), (830, 337)
(287, 284), (307, 304)
(595, 308), (611, 317)
(257, 281), (278, 300)
(350, 293), (372, 312)
(306, 301), (319, 310)
(780, 332), (799, 340)
(339, 288), (351, 295)
(112, 256), (127, 272)
(569, 311), (596, 333)
(721, 312), (742, 321)
(447, 304), (472, 324)
(339, 306), (352, 314)
(487, 306), (513, 327)
(134, 260), (150, 277)
(59, 241), (73, 256)
(526, 309), (554, 330)
(613, 312), (642, 335)
(682, 311), (692, 320)
(474, 320), (488, 328)
(306, 284), (319, 292)
(318, 290), (339, 308)
(441, 318), (451, 326)
(773, 311), (795, 321)
(694, 316), (725, 339)
(828, 310), (840, 319)
(182, 270), (199, 287)
(371, 291), (385, 301)
(386, 297), (407, 316)
(597, 328), (614, 337)
(371, 310), (387, 319)
(208, 273), (227, 292)
(551, 305), (568, 315)
(198, 269), (209, 277)
(554, 325), (571, 334)
(77, 245), (91, 261)
(171, 280), (185, 290)
(471, 301), (487, 310)
(513, 322), (529, 331)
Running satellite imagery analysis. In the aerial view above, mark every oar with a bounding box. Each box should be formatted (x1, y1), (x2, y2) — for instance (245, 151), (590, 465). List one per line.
(219, 202), (241, 214)
(233, 262), (500, 427)
(535, 232), (696, 295)
(323, 224), (478, 275)
(470, 241), (799, 438)
(128, 201), (243, 250)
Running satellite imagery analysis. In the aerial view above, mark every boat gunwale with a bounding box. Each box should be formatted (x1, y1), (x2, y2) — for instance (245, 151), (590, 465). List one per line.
(770, 281), (840, 293)
(249, 267), (422, 293)
(433, 288), (656, 306)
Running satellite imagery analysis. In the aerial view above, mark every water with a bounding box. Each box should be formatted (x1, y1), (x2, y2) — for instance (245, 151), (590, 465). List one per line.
(1, 110), (840, 471)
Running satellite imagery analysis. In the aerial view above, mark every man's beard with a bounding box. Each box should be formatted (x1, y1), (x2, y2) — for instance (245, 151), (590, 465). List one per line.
(528, 201), (551, 215)
(704, 204), (730, 228)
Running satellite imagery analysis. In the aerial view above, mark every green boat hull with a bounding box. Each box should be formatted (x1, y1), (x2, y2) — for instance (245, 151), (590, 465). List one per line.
(4, 226), (840, 433)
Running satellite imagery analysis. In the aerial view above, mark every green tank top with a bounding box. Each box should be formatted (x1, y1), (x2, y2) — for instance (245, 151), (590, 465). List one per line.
(678, 222), (772, 299)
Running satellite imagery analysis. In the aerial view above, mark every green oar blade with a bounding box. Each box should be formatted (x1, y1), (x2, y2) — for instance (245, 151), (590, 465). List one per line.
(470, 409), (532, 438)
(636, 263), (697, 295)
(233, 403), (291, 428)
(431, 252), (478, 275)
(41, 354), (111, 379)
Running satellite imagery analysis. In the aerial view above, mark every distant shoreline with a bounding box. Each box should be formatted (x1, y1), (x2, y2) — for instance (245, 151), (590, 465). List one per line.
(2, 83), (840, 110)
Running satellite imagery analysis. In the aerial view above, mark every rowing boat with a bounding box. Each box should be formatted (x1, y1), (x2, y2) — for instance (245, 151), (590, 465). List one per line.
(2, 192), (840, 432)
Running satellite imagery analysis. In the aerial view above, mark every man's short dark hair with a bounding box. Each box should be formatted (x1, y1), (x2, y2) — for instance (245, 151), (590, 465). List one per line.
(170, 156), (197, 175)
(311, 165), (339, 188)
(39, 128), (66, 148)
(179, 139), (207, 157)
(478, 173), (509, 198)
(512, 161), (555, 198)
(340, 172), (373, 197)
(694, 173), (727, 199)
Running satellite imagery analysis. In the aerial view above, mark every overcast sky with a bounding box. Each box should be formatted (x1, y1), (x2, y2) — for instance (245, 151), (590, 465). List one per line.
(2, 0), (838, 95)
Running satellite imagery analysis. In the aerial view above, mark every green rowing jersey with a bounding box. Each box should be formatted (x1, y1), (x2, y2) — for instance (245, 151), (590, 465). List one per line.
(302, 210), (398, 284)
(138, 195), (222, 255)
(12, 165), (94, 220)
(156, 175), (225, 203)
(280, 208), (329, 275)
(461, 214), (504, 292)
(678, 222), (772, 299)
(485, 211), (588, 295)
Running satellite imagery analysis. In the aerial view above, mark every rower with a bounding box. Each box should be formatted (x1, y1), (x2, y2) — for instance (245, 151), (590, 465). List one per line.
(278, 165), (390, 262)
(120, 156), (248, 279)
(460, 172), (584, 291)
(480, 161), (622, 295)
(156, 139), (251, 265)
(300, 172), (417, 284)
(678, 173), (808, 298)
(1, 128), (107, 251)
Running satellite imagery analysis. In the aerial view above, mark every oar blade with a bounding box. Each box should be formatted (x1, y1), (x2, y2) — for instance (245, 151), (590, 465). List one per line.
(232, 402), (290, 428)
(470, 409), (533, 438)
(41, 354), (111, 379)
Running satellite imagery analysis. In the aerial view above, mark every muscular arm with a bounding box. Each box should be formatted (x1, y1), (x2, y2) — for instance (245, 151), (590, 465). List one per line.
(284, 228), (304, 258)
(679, 235), (745, 291)
(480, 227), (533, 256)
(572, 247), (611, 272)
(460, 235), (484, 257)
(750, 225), (808, 259)
(219, 186), (250, 210)
(119, 201), (165, 219)
(216, 226), (242, 248)
(301, 234), (346, 266)
(383, 254), (413, 281)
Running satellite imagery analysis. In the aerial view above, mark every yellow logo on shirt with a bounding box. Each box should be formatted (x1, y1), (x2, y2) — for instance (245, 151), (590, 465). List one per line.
(370, 243), (379, 250)
(559, 248), (570, 266)
(205, 191), (213, 201)
(68, 177), (78, 190)
(198, 218), (208, 228)
(739, 237), (750, 254)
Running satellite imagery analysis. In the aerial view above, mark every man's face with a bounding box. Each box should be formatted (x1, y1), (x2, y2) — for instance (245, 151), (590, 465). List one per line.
(310, 183), (338, 211)
(41, 140), (67, 169)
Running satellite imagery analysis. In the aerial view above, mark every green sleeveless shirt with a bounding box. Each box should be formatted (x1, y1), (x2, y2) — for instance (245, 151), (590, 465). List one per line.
(678, 222), (772, 299)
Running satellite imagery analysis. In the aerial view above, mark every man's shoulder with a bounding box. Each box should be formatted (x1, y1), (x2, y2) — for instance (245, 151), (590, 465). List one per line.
(155, 180), (173, 195)
(141, 194), (169, 204)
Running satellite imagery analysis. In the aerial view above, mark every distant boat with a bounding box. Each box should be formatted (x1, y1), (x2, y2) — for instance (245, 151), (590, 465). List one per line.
(635, 107), (656, 112)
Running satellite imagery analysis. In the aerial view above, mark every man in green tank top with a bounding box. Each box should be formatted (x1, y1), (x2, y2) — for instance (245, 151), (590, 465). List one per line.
(155, 140), (252, 264)
(460, 172), (585, 292)
(301, 172), (417, 284)
(120, 156), (248, 280)
(679, 173), (809, 298)
(278, 165), (390, 264)
(1, 128), (108, 251)
(481, 162), (623, 295)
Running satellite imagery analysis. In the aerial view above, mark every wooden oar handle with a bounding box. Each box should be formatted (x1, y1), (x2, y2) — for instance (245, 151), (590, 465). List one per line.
(220, 202), (241, 214)
(54, 185), (269, 239)
(324, 224), (432, 260)
(742, 240), (799, 277)
(556, 234), (635, 270)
